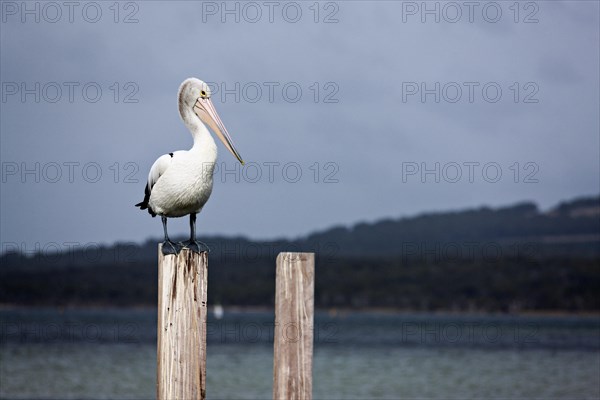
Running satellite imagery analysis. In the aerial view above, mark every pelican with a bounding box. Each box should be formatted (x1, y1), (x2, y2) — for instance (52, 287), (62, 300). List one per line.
(136, 78), (244, 255)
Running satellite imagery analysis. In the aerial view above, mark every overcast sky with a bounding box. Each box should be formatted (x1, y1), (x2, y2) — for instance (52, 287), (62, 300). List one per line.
(1, 1), (598, 251)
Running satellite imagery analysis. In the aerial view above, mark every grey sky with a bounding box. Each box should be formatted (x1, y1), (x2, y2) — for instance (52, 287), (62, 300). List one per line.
(1, 1), (598, 251)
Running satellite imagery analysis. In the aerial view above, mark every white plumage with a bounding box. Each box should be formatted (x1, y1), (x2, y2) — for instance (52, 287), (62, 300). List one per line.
(136, 78), (244, 254)
(147, 147), (216, 218)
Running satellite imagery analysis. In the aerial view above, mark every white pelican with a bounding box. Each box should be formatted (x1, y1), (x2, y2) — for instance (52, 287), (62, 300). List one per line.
(136, 77), (244, 255)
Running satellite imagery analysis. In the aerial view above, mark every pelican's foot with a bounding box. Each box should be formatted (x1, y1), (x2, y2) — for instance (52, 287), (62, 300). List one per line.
(161, 240), (181, 255)
(181, 239), (210, 254)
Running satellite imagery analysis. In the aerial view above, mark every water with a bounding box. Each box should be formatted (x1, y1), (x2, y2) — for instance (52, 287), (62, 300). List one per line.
(1, 308), (599, 399)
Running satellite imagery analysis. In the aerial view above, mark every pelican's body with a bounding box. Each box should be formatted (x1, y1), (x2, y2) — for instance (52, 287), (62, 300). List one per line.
(145, 136), (216, 218)
(136, 78), (244, 254)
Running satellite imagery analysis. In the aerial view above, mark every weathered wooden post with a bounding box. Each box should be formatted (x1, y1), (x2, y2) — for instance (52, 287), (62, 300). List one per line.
(157, 246), (208, 400)
(273, 252), (315, 400)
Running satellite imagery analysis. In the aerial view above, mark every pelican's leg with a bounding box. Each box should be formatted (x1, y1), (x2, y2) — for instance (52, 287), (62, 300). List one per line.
(161, 216), (180, 255)
(182, 213), (210, 253)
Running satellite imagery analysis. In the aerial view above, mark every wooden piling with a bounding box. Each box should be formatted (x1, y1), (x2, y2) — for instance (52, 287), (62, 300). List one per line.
(157, 246), (208, 400)
(273, 252), (315, 400)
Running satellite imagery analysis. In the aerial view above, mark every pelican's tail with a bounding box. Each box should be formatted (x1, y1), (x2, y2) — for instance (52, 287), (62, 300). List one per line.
(135, 200), (157, 217)
(135, 184), (156, 217)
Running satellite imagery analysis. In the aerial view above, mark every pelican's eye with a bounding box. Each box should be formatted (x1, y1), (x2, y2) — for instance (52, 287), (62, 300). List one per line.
(200, 90), (208, 99)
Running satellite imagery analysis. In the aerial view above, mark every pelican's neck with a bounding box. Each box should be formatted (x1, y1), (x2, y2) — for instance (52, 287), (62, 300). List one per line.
(180, 105), (216, 151)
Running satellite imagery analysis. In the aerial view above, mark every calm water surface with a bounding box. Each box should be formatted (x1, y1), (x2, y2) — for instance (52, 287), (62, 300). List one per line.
(1, 308), (599, 399)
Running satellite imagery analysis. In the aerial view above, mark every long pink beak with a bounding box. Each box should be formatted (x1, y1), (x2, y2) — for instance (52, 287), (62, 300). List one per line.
(194, 97), (244, 165)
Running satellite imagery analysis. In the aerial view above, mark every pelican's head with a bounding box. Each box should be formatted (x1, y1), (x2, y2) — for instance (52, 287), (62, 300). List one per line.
(179, 77), (244, 165)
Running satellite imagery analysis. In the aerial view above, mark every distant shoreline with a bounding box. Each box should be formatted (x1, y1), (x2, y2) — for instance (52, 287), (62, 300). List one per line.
(1, 303), (598, 319)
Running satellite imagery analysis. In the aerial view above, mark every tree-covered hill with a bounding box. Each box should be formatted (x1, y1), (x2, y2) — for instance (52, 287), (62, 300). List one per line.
(1, 195), (598, 312)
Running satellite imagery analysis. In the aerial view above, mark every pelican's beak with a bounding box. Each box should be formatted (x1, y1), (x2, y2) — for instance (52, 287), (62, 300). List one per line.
(194, 97), (244, 165)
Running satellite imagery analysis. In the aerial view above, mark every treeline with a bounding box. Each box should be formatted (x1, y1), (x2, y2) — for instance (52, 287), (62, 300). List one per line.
(1, 195), (599, 311)
(1, 253), (598, 312)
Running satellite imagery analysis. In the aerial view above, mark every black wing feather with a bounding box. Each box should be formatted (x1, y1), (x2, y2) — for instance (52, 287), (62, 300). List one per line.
(135, 183), (156, 217)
